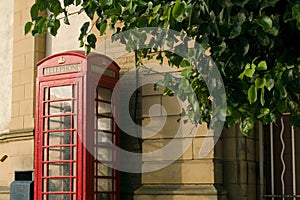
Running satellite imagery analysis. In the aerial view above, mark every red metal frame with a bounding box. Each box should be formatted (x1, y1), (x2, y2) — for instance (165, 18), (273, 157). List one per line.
(35, 51), (120, 200)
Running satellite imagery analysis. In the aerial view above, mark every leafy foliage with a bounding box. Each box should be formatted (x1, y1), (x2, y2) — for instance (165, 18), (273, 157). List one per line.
(26, 0), (300, 135)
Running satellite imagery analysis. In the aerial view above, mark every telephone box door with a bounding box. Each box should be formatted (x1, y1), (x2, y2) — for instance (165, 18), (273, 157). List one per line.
(36, 78), (83, 200)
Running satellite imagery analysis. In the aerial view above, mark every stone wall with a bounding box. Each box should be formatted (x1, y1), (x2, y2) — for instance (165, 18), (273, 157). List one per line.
(0, 0), (13, 133)
(0, 0), (45, 199)
(222, 126), (259, 199)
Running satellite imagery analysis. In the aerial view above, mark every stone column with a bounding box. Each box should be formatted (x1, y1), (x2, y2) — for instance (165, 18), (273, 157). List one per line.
(134, 70), (227, 200)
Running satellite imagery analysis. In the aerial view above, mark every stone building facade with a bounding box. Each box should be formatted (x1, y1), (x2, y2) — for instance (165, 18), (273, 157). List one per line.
(0, 1), (260, 199)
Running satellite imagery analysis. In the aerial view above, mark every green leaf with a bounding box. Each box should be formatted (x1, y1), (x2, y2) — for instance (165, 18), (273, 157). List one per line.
(292, 4), (300, 21)
(278, 85), (287, 98)
(238, 72), (245, 80)
(257, 61), (267, 70)
(180, 59), (191, 67)
(31, 3), (39, 20)
(24, 22), (33, 35)
(148, 1), (153, 9)
(80, 22), (90, 37)
(212, 40), (226, 56)
(238, 37), (249, 56)
(265, 77), (274, 91)
(229, 24), (242, 39)
(238, 63), (251, 79)
(87, 33), (97, 48)
(172, 0), (186, 22)
(100, 0), (113, 6)
(240, 117), (255, 136)
(257, 108), (269, 118)
(64, 0), (74, 6)
(50, 19), (61, 36)
(51, 1), (63, 16)
(100, 22), (107, 35)
(260, 87), (265, 106)
(255, 77), (266, 88)
(259, 16), (272, 31)
(260, 0), (280, 10)
(232, 0), (249, 7)
(153, 4), (161, 14)
(244, 68), (255, 78)
(277, 99), (287, 113)
(104, 8), (121, 15)
(258, 33), (270, 46)
(85, 44), (91, 55)
(76, 0), (81, 6)
(248, 84), (257, 104)
(181, 66), (192, 77)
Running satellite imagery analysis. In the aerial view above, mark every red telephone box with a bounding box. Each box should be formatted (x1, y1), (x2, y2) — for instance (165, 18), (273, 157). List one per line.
(35, 51), (120, 200)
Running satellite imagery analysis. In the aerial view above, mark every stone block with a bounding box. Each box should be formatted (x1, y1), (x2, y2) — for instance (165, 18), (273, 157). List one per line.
(13, 38), (34, 57)
(237, 137), (247, 161)
(246, 138), (256, 161)
(142, 95), (161, 117)
(19, 99), (33, 115)
(142, 116), (181, 139)
(142, 138), (193, 161)
(24, 83), (34, 100)
(134, 185), (228, 200)
(239, 161), (248, 184)
(35, 35), (46, 54)
(222, 126), (237, 138)
(8, 139), (33, 156)
(161, 96), (181, 116)
(21, 8), (31, 24)
(224, 184), (241, 200)
(223, 162), (237, 184)
(11, 102), (19, 117)
(126, 55), (135, 64)
(214, 162), (223, 184)
(20, 68), (34, 84)
(12, 71), (20, 87)
(194, 123), (211, 137)
(142, 83), (164, 96)
(22, 156), (33, 169)
(13, 55), (25, 71)
(115, 56), (127, 65)
(13, 11), (22, 29)
(7, 157), (23, 172)
(247, 184), (257, 199)
(35, 52), (45, 64)
(192, 137), (215, 160)
(23, 115), (34, 130)
(223, 138), (236, 161)
(0, 193), (9, 200)
(142, 160), (215, 184)
(14, 0), (26, 12)
(25, 52), (34, 68)
(248, 161), (257, 184)
(214, 139), (223, 160)
(13, 26), (25, 43)
(9, 116), (24, 130)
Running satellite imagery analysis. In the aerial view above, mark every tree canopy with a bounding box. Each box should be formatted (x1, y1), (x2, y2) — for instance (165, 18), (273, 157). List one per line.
(26, 0), (300, 135)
